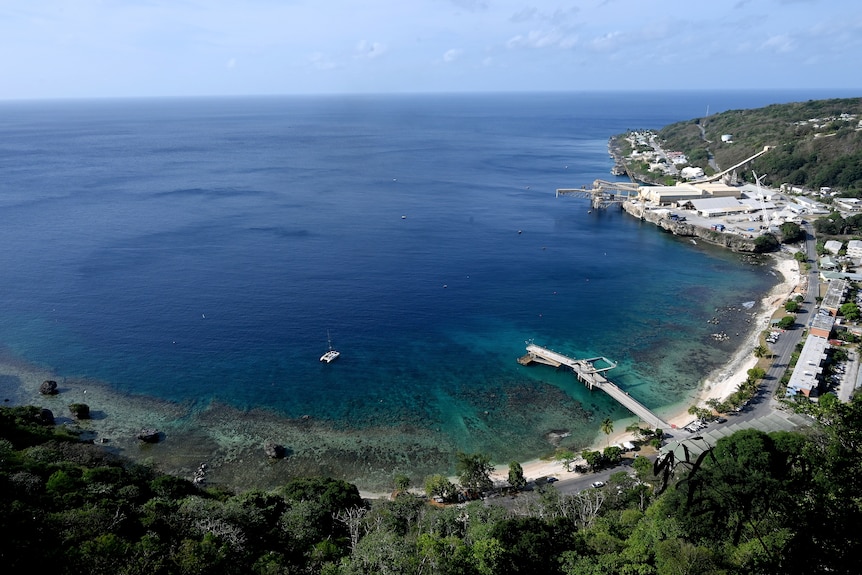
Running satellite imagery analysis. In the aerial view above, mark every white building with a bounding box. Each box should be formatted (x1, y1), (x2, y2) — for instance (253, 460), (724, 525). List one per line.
(687, 197), (757, 217)
(692, 183), (742, 198)
(786, 336), (829, 398)
(835, 198), (862, 211)
(680, 166), (704, 180)
(638, 184), (703, 205)
(847, 240), (862, 259)
(824, 240), (844, 255)
(795, 196), (818, 208)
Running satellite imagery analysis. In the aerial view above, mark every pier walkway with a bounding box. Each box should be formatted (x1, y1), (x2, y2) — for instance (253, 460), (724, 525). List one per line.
(520, 344), (671, 430)
(556, 180), (640, 209)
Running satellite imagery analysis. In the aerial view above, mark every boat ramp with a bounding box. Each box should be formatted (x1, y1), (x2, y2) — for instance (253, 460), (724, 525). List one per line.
(519, 343), (670, 430)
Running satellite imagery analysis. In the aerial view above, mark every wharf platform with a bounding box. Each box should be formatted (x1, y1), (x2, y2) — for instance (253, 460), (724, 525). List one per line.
(520, 343), (671, 431)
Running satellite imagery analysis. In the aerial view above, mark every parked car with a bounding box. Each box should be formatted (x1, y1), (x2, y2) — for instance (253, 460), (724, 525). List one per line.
(591, 481), (605, 488)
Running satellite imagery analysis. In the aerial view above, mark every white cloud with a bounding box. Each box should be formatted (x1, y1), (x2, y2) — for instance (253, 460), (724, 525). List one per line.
(507, 29), (565, 49)
(443, 48), (463, 62)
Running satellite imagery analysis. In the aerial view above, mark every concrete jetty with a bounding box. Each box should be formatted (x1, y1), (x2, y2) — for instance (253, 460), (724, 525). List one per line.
(520, 343), (671, 430)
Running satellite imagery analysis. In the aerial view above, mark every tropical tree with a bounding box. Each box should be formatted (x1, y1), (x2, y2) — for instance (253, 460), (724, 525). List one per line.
(456, 452), (495, 494)
(688, 405), (712, 421)
(754, 343), (769, 359)
(747, 366), (767, 383)
(425, 474), (458, 502)
(394, 473), (410, 493)
(601, 418), (614, 446)
(507, 461), (527, 491)
(603, 445), (623, 466)
(555, 449), (577, 472)
(661, 428), (822, 572)
(779, 221), (804, 243)
(581, 449), (604, 472)
(840, 302), (861, 321)
(632, 453), (653, 481)
(754, 233), (780, 253)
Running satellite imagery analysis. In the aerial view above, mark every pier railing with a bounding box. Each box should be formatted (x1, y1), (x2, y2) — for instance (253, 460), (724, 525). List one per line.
(521, 344), (670, 430)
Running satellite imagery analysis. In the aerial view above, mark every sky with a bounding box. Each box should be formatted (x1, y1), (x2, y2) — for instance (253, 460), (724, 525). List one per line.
(2, 0), (861, 100)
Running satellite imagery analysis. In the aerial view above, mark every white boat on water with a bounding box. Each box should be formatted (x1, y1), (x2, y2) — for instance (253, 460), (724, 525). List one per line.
(320, 332), (340, 363)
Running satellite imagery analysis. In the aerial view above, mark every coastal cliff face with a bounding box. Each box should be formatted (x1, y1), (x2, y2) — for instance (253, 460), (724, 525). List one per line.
(622, 201), (758, 253)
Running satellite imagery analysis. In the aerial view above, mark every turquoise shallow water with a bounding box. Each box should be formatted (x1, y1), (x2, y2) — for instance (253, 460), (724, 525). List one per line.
(0, 91), (832, 488)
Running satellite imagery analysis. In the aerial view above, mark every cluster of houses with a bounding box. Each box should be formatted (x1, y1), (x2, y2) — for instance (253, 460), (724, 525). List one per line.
(786, 236), (862, 398)
(623, 130), (688, 178)
(819, 239), (862, 279)
(785, 279), (848, 397)
(791, 112), (862, 132)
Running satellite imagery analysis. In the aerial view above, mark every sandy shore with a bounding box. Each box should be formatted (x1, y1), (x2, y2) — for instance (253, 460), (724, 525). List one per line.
(488, 253), (801, 485)
(0, 254), (801, 497)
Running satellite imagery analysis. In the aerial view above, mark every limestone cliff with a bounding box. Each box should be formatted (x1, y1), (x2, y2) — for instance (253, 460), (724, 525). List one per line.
(622, 201), (758, 253)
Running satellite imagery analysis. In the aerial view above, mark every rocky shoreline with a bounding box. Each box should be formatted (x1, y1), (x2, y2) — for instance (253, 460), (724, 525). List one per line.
(622, 200), (759, 252)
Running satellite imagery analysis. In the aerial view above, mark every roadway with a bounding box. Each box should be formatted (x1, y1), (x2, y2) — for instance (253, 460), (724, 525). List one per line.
(733, 221), (818, 422)
(484, 459), (640, 510)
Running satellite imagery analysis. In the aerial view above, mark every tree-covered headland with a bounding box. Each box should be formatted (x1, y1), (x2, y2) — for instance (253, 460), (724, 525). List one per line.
(656, 97), (862, 193)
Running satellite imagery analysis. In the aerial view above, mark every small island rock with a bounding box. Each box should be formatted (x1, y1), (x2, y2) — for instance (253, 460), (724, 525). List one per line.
(264, 442), (287, 459)
(137, 428), (161, 443)
(39, 380), (58, 395)
(68, 403), (90, 420)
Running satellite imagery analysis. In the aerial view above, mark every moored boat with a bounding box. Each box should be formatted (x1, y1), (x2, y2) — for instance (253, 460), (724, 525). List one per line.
(320, 331), (340, 363)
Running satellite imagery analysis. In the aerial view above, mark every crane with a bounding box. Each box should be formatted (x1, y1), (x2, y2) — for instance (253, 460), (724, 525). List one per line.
(753, 171), (769, 225)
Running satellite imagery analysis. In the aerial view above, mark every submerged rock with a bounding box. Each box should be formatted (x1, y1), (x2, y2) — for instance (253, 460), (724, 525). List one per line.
(39, 380), (58, 395)
(264, 442), (287, 459)
(137, 428), (161, 443)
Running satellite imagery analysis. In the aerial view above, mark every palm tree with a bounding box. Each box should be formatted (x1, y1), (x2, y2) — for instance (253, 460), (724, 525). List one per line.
(754, 343), (769, 359)
(601, 417), (614, 446)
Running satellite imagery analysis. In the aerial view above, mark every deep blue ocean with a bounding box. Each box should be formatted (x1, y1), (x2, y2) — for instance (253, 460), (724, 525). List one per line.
(0, 90), (852, 482)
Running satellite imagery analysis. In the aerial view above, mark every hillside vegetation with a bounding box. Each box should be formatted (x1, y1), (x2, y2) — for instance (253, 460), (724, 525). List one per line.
(658, 97), (862, 193)
(3, 398), (862, 574)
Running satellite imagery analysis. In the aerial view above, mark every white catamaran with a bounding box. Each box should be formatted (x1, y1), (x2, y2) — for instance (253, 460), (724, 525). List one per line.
(320, 331), (340, 363)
